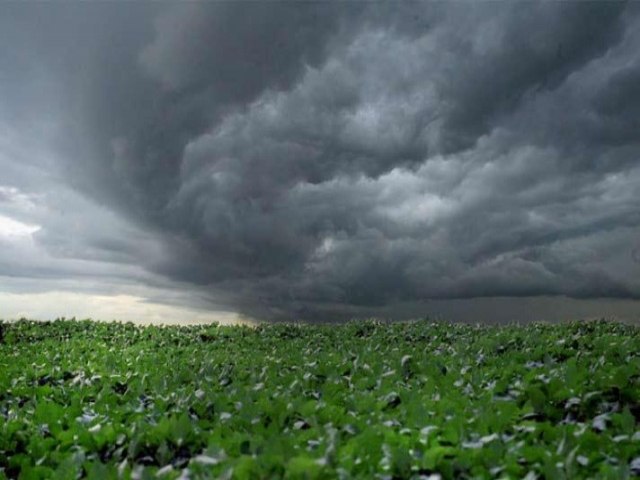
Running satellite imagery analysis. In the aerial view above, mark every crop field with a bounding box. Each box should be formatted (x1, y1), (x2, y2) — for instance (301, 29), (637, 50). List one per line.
(0, 320), (639, 479)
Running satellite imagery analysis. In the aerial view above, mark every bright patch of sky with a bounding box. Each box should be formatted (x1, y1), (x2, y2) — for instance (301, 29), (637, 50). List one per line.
(0, 214), (40, 238)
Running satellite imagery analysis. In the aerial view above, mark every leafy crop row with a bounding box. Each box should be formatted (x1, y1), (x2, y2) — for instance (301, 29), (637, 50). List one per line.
(0, 319), (639, 479)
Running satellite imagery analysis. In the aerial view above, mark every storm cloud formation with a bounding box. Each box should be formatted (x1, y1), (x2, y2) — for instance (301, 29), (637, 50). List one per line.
(1, 2), (640, 321)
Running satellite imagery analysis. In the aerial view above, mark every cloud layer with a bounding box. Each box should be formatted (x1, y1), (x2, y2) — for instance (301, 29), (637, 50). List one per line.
(1, 2), (640, 321)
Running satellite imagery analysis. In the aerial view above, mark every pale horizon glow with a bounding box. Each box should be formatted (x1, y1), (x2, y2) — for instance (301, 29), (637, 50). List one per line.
(0, 291), (249, 325)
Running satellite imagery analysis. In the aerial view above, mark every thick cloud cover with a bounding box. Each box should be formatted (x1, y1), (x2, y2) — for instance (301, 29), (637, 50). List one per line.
(1, 2), (640, 321)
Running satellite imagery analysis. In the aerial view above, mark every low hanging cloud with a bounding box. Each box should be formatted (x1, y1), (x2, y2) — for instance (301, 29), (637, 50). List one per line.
(1, 2), (639, 321)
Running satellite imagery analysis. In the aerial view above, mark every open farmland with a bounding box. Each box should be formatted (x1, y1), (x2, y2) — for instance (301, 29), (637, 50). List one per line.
(1, 320), (639, 479)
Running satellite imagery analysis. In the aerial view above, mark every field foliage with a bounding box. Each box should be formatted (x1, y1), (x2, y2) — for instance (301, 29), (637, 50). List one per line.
(0, 319), (639, 479)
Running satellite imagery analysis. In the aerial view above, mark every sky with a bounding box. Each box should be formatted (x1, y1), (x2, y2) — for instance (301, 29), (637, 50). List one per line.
(1, 1), (639, 324)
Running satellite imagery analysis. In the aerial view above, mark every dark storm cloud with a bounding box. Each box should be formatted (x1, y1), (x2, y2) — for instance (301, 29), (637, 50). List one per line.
(1, 1), (640, 321)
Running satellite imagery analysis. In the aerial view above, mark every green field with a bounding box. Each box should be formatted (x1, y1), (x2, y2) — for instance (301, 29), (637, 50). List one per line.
(0, 319), (639, 479)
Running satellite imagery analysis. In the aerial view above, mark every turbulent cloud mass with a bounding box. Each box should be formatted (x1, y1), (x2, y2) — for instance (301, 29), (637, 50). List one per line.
(1, 2), (640, 322)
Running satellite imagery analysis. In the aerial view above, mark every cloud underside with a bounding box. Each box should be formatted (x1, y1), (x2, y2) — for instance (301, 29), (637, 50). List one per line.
(1, 2), (640, 321)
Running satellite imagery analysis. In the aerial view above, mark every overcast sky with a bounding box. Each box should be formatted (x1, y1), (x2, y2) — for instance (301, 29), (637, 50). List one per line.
(1, 2), (639, 324)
